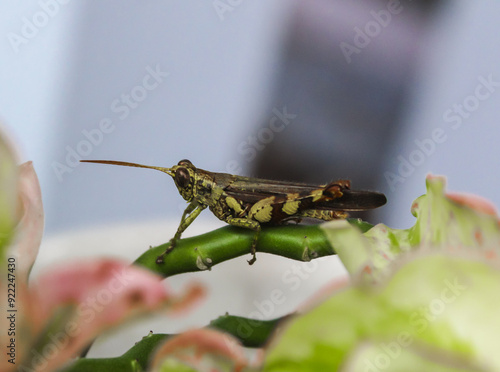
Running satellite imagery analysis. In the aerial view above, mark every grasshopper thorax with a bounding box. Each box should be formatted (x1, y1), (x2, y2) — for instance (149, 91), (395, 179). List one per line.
(171, 159), (197, 202)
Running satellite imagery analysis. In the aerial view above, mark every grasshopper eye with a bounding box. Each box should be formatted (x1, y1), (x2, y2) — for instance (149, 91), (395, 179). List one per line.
(175, 167), (191, 188)
(178, 159), (192, 166)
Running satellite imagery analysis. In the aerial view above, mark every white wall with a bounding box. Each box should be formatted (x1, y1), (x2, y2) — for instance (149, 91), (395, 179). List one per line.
(0, 1), (293, 235)
(380, 0), (500, 228)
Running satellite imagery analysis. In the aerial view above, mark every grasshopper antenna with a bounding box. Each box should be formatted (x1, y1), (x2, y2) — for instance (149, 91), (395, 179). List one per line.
(80, 160), (174, 176)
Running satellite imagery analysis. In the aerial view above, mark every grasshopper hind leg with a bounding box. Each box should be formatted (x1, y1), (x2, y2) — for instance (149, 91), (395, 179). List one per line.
(226, 217), (261, 265)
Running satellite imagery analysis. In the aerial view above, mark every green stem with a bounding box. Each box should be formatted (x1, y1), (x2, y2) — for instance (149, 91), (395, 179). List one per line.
(209, 313), (287, 348)
(61, 315), (286, 372)
(134, 219), (372, 277)
(67, 219), (373, 370)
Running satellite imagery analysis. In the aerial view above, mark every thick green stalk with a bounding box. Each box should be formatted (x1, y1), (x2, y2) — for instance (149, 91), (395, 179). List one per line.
(208, 314), (287, 348)
(67, 220), (373, 371)
(134, 219), (372, 277)
(61, 315), (286, 372)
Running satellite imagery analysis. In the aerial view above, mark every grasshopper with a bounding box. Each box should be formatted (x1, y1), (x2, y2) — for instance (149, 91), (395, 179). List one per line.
(81, 159), (386, 265)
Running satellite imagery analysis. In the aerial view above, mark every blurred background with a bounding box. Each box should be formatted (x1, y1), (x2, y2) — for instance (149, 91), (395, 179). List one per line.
(1, 0), (500, 358)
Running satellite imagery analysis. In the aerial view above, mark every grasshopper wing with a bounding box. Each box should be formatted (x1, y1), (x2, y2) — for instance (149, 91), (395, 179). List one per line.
(223, 176), (386, 211)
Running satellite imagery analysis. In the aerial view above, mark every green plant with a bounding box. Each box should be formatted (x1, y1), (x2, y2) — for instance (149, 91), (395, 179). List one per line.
(1, 127), (499, 371)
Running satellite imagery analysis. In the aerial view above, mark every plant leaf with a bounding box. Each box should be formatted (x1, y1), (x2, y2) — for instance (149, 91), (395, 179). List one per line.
(263, 251), (500, 371)
(150, 328), (248, 372)
(9, 161), (44, 281)
(18, 259), (205, 372)
(0, 127), (20, 264)
(321, 175), (500, 282)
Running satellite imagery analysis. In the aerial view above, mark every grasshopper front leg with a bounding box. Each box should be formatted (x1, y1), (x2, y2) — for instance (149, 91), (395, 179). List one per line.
(156, 201), (207, 264)
(226, 217), (261, 265)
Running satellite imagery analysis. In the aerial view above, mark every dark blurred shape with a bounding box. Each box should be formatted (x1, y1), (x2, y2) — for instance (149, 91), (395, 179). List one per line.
(251, 0), (444, 222)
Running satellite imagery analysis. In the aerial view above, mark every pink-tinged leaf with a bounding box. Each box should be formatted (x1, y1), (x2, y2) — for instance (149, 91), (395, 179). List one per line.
(446, 192), (498, 217)
(166, 282), (206, 316)
(20, 259), (205, 372)
(323, 175), (500, 284)
(150, 328), (248, 372)
(0, 124), (20, 260)
(9, 161), (44, 281)
(263, 250), (500, 371)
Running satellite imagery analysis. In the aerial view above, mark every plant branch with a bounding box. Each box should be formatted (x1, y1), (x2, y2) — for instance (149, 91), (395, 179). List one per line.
(134, 219), (372, 278)
(61, 314), (286, 372)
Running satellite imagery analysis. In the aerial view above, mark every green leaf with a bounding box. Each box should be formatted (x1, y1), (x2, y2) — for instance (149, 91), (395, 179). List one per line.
(343, 341), (477, 372)
(264, 176), (500, 371)
(155, 358), (198, 372)
(321, 175), (500, 281)
(0, 127), (19, 264)
(263, 253), (500, 371)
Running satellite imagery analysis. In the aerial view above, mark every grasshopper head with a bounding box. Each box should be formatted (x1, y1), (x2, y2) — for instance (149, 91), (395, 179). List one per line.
(80, 159), (197, 201)
(170, 159), (197, 202)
